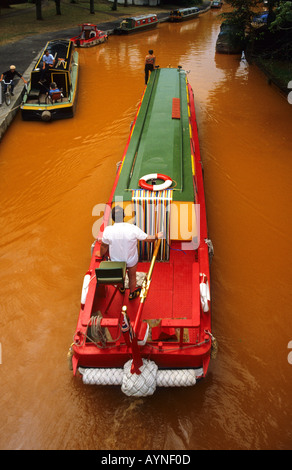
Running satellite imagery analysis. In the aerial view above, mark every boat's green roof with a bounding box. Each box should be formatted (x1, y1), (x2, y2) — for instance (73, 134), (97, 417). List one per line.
(114, 68), (195, 202)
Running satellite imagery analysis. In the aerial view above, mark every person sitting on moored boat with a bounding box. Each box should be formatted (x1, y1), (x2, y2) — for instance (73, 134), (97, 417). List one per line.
(46, 82), (62, 102)
(39, 50), (55, 83)
(49, 82), (60, 94)
(99, 206), (163, 300)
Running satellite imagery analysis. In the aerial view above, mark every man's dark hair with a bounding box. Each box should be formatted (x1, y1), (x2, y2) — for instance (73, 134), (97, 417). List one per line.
(112, 206), (125, 223)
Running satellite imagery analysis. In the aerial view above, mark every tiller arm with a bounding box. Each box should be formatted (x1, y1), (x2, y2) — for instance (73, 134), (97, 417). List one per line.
(121, 239), (161, 375)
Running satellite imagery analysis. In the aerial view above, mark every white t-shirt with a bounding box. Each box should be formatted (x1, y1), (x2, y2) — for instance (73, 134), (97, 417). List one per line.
(102, 223), (147, 268)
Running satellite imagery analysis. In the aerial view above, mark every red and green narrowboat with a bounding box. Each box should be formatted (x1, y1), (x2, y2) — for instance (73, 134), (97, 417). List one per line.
(69, 67), (215, 396)
(114, 14), (158, 34)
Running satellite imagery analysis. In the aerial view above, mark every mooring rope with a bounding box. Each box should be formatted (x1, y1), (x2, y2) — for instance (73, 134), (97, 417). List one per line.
(73, 315), (122, 349)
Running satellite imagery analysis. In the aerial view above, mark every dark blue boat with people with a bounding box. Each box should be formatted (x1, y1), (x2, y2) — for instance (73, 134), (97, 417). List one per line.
(21, 39), (79, 122)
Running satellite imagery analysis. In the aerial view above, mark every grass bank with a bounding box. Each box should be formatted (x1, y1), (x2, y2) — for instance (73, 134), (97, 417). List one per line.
(0, 0), (169, 45)
(255, 57), (292, 93)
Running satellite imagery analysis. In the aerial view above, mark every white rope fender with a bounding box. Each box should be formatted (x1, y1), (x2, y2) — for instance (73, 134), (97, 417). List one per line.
(80, 367), (124, 386)
(156, 369), (198, 387)
(78, 360), (203, 396)
(121, 359), (158, 397)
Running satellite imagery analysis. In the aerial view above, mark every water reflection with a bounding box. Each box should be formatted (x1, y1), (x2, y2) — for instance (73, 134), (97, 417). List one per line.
(0, 11), (291, 451)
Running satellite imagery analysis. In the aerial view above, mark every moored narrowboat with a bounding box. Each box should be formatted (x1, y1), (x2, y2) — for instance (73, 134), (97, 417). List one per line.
(114, 14), (158, 34)
(211, 1), (223, 8)
(69, 67), (215, 397)
(21, 39), (79, 122)
(216, 22), (244, 54)
(70, 23), (108, 48)
(169, 7), (199, 22)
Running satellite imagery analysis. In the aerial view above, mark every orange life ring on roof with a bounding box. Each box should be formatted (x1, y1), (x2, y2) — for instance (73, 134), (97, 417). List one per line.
(139, 173), (172, 191)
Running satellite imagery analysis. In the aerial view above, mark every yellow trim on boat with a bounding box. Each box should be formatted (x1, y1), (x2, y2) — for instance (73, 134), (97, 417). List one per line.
(191, 153), (195, 175)
(21, 102), (74, 111)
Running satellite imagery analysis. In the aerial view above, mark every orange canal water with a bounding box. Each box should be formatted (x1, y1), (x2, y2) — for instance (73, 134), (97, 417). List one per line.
(0, 9), (291, 450)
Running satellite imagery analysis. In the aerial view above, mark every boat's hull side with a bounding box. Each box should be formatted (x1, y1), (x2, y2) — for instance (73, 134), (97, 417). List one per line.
(21, 104), (74, 121)
(115, 22), (158, 34)
(169, 13), (199, 22)
(72, 35), (108, 48)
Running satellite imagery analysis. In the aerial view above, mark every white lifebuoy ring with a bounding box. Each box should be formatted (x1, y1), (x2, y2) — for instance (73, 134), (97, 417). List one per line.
(138, 173), (172, 191)
(199, 273), (210, 313)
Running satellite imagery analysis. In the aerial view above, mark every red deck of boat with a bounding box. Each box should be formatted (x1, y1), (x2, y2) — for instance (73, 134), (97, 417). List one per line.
(91, 242), (199, 343)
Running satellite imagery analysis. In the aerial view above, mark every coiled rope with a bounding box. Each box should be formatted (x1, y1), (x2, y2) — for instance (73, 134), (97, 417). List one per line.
(73, 314), (122, 349)
(204, 330), (218, 359)
(90, 315), (107, 347)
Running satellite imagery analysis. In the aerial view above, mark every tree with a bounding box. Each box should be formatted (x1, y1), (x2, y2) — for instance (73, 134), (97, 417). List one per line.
(55, 0), (61, 15)
(268, 0), (292, 59)
(221, 0), (260, 39)
(112, 0), (118, 11)
(90, 0), (95, 14)
(0, 0), (11, 9)
(264, 0), (280, 26)
(36, 0), (43, 20)
(270, 0), (292, 29)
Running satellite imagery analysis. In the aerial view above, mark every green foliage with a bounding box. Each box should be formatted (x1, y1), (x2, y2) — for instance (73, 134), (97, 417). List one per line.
(269, 0), (292, 29)
(221, 0), (261, 39)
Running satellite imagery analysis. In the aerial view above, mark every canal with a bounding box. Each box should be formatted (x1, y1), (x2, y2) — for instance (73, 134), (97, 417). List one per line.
(0, 7), (291, 450)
